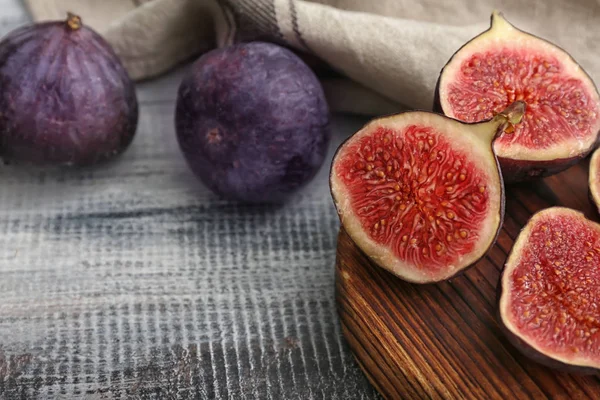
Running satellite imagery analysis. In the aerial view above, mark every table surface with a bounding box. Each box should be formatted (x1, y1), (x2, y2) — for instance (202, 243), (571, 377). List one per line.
(0, 1), (380, 399)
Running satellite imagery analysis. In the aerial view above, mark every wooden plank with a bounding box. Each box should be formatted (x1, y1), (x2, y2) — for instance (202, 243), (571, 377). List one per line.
(336, 167), (600, 399)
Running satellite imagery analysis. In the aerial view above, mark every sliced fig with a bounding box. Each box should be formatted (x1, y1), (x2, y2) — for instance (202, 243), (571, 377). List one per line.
(590, 148), (600, 214)
(330, 102), (525, 283)
(498, 207), (600, 374)
(436, 11), (600, 182)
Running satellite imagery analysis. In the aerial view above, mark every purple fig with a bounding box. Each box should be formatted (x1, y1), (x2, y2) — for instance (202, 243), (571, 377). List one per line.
(175, 42), (330, 203)
(0, 13), (138, 166)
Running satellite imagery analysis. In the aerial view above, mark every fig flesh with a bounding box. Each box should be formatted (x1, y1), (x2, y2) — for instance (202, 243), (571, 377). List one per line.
(0, 13), (138, 166)
(498, 207), (600, 374)
(330, 102), (525, 283)
(436, 12), (600, 182)
(175, 42), (330, 203)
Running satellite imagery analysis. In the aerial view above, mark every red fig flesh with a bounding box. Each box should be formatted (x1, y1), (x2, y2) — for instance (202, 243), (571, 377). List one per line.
(330, 102), (525, 283)
(436, 12), (600, 182)
(499, 207), (600, 374)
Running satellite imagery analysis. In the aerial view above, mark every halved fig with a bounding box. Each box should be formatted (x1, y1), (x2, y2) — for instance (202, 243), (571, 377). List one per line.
(330, 102), (525, 283)
(498, 207), (600, 374)
(590, 148), (600, 214)
(436, 11), (600, 182)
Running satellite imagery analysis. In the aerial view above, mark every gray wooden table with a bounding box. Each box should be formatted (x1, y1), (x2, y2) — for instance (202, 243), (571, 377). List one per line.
(0, 1), (379, 398)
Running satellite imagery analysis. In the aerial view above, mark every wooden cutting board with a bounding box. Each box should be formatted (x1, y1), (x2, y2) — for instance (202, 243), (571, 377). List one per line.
(335, 159), (600, 399)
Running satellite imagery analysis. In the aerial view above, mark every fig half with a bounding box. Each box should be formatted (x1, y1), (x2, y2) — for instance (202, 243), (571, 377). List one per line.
(330, 102), (525, 283)
(498, 207), (600, 374)
(436, 12), (600, 182)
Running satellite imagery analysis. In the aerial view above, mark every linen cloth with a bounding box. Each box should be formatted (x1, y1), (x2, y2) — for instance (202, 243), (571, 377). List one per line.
(25, 0), (600, 115)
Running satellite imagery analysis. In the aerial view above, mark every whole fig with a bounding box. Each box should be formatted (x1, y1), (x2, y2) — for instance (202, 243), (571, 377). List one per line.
(0, 13), (138, 166)
(175, 42), (330, 203)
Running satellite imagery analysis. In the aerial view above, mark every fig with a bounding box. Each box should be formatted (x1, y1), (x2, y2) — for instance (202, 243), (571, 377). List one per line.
(175, 42), (330, 203)
(435, 11), (600, 182)
(590, 148), (600, 214)
(498, 207), (600, 374)
(330, 101), (525, 283)
(0, 13), (138, 166)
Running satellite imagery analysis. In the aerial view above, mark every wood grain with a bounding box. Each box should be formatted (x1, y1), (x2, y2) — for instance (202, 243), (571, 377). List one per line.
(336, 160), (600, 400)
(0, 101), (378, 398)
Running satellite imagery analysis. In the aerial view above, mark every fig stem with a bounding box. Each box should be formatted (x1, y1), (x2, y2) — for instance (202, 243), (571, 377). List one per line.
(479, 101), (526, 143)
(494, 100), (526, 133)
(490, 10), (514, 33)
(66, 12), (82, 31)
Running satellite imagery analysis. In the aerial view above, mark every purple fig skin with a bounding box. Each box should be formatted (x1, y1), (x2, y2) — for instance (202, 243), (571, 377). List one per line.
(175, 42), (330, 203)
(0, 14), (138, 166)
(496, 155), (589, 182)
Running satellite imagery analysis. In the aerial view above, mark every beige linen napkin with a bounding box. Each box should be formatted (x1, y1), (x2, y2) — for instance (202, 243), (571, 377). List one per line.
(24, 0), (600, 115)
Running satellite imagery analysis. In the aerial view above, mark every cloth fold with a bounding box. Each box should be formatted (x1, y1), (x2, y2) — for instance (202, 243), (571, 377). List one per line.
(24, 0), (600, 115)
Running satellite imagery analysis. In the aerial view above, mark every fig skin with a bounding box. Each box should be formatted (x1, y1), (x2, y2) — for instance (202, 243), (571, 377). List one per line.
(497, 208), (600, 375)
(175, 42), (330, 203)
(329, 103), (525, 283)
(0, 13), (138, 166)
(434, 12), (600, 183)
(494, 154), (590, 183)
